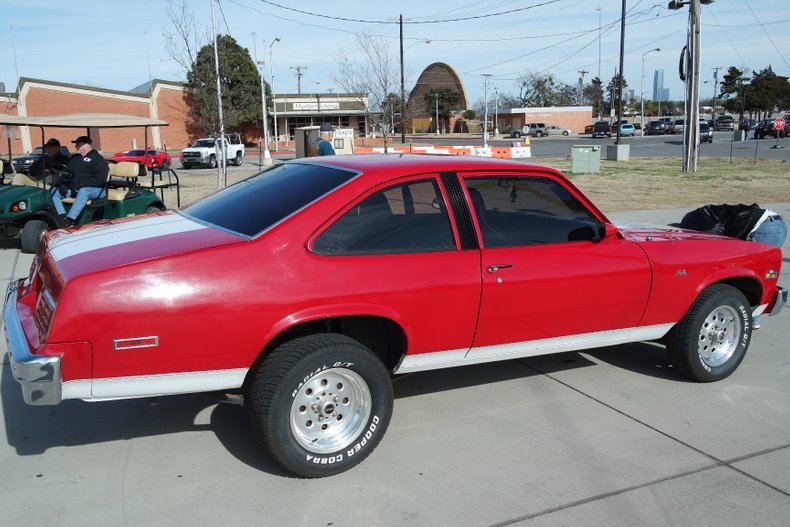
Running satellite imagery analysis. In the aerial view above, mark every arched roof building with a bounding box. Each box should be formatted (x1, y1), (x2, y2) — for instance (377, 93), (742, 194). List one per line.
(406, 62), (469, 117)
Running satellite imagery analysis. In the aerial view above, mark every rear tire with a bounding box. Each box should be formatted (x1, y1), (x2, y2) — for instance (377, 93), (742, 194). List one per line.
(21, 220), (49, 254)
(145, 205), (164, 214)
(667, 284), (752, 382)
(247, 333), (393, 478)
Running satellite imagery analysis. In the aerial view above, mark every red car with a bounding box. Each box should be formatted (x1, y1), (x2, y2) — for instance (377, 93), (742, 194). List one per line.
(110, 149), (172, 169)
(5, 155), (786, 477)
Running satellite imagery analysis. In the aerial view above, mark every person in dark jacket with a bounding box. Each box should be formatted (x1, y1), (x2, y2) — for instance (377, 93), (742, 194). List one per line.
(51, 135), (109, 227)
(310, 122), (336, 156)
(29, 138), (70, 182)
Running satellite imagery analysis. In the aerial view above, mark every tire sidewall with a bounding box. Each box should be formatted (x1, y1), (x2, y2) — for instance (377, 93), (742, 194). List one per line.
(686, 288), (751, 381)
(259, 339), (392, 477)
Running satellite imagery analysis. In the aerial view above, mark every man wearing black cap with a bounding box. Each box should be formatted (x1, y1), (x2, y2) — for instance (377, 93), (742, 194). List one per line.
(310, 122), (336, 156)
(29, 138), (70, 181)
(51, 135), (109, 227)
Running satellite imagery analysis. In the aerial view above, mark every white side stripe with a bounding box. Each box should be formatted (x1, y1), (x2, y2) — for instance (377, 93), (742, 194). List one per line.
(394, 324), (675, 374)
(61, 368), (248, 402)
(50, 214), (206, 261)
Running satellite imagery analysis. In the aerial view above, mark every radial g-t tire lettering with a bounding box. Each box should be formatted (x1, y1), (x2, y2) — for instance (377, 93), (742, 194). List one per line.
(247, 334), (394, 477)
(667, 284), (752, 382)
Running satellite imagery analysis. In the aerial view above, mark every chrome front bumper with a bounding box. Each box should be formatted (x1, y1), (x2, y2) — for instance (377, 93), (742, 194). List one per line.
(769, 287), (787, 316)
(3, 280), (62, 405)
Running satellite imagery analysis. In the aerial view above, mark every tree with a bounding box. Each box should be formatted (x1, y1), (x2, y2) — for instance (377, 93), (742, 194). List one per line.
(334, 31), (399, 150)
(424, 88), (460, 133)
(163, 0), (209, 76)
(185, 35), (264, 136)
(514, 72), (560, 107)
(583, 77), (604, 118)
(605, 73), (628, 117)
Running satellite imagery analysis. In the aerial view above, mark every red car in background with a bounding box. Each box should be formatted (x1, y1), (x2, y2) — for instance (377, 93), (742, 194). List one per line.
(110, 149), (172, 169)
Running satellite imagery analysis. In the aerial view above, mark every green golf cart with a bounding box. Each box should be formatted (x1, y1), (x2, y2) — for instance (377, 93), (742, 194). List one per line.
(0, 113), (177, 253)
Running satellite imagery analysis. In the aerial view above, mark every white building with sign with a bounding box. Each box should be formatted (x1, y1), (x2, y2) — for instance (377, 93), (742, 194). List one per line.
(273, 93), (371, 142)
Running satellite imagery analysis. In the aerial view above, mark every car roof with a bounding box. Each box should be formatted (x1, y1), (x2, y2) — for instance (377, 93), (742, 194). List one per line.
(295, 154), (564, 183)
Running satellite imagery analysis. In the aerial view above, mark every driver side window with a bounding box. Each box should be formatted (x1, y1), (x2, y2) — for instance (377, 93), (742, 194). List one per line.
(465, 176), (600, 248)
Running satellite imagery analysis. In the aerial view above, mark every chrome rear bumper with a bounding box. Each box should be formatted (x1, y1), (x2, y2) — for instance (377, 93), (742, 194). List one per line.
(3, 280), (62, 405)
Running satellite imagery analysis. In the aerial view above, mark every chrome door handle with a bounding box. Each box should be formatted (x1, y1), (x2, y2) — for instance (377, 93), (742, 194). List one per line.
(487, 263), (513, 273)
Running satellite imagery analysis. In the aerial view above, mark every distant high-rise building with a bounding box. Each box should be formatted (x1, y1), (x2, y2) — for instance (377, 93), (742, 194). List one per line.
(652, 70), (670, 101)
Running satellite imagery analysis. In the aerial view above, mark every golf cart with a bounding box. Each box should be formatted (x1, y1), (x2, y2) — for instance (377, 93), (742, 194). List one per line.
(0, 113), (176, 253)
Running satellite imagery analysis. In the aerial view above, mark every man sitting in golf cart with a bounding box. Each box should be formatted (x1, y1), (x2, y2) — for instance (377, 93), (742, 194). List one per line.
(29, 138), (70, 182)
(51, 135), (109, 227)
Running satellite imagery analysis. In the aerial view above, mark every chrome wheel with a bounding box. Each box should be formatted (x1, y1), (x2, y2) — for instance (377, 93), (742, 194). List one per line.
(698, 305), (741, 367)
(290, 367), (371, 454)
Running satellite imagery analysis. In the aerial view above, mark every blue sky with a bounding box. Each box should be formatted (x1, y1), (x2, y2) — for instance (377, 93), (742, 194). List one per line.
(2, 0), (789, 108)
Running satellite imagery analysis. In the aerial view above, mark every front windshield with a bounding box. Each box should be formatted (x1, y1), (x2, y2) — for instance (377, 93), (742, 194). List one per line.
(31, 147), (44, 155)
(192, 140), (215, 148)
(125, 150), (147, 156)
(182, 162), (357, 238)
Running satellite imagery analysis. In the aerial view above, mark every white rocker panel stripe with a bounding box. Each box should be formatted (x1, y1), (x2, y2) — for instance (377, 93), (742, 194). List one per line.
(61, 368), (248, 402)
(394, 324), (675, 374)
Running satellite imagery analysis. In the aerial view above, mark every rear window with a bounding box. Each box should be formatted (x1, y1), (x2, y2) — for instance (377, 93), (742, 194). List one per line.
(181, 162), (357, 237)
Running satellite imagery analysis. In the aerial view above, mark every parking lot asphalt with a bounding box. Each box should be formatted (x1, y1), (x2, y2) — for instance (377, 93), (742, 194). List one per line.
(2, 205), (789, 527)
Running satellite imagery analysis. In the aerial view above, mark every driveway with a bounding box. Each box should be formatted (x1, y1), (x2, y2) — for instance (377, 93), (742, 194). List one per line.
(2, 206), (789, 527)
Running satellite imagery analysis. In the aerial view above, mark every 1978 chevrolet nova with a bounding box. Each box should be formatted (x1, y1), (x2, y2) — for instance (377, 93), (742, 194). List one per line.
(4, 155), (786, 477)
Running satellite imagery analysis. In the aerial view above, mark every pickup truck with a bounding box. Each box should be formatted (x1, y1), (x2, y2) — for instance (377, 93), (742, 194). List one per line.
(591, 121), (612, 138)
(180, 133), (245, 169)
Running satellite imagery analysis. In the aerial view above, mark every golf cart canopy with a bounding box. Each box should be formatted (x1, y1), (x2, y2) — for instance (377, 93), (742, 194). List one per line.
(0, 113), (169, 128)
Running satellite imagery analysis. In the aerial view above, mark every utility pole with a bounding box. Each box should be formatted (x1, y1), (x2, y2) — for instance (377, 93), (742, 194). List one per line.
(578, 70), (588, 105)
(483, 74), (492, 148)
(596, 6), (603, 120)
(494, 87), (499, 136)
(291, 65), (305, 94)
(614, 0), (626, 145)
(210, 0), (227, 187)
(252, 33), (272, 167)
(711, 66), (721, 115)
(400, 14), (406, 144)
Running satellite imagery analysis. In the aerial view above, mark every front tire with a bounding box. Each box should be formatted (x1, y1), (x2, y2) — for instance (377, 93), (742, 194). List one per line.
(21, 219), (49, 254)
(247, 334), (393, 478)
(667, 284), (752, 382)
(234, 152), (243, 166)
(208, 156), (217, 169)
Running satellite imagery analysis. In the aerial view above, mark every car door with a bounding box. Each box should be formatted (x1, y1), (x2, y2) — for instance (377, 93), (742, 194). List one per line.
(461, 173), (652, 355)
(311, 174), (481, 356)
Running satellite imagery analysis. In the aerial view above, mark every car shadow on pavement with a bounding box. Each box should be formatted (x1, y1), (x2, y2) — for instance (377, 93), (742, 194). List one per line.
(583, 341), (682, 381)
(0, 361), (292, 476)
(0, 239), (20, 250)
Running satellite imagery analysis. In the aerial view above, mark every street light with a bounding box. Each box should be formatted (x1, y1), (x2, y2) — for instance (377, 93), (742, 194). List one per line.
(251, 32), (271, 167)
(269, 37), (281, 152)
(641, 48), (660, 135)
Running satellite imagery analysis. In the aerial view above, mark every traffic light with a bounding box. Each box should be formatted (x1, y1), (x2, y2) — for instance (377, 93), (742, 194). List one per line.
(669, 0), (714, 9)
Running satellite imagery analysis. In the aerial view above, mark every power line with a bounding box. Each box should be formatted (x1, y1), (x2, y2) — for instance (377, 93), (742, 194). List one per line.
(744, 0), (790, 71)
(254, 0), (561, 24)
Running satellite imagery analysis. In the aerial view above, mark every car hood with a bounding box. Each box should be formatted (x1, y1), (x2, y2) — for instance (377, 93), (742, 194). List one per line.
(46, 212), (243, 282)
(13, 154), (41, 163)
(181, 146), (211, 152)
(614, 221), (730, 242)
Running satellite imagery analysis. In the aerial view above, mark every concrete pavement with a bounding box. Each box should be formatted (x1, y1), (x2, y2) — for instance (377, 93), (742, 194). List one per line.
(1, 205), (789, 527)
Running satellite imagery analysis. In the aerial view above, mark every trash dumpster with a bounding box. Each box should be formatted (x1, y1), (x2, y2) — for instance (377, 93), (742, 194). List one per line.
(570, 145), (601, 173)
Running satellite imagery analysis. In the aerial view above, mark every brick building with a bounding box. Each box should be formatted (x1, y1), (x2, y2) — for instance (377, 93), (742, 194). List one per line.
(1, 78), (189, 156)
(497, 106), (595, 135)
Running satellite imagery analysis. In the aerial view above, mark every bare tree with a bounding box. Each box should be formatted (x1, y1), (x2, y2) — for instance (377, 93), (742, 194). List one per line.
(163, 0), (210, 76)
(333, 31), (399, 151)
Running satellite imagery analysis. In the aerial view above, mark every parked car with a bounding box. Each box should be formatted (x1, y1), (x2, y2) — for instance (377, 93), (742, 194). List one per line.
(713, 115), (735, 131)
(671, 119), (685, 134)
(546, 125), (573, 136)
(511, 123), (548, 138)
(755, 118), (787, 139)
(12, 146), (71, 174)
(6, 155), (786, 478)
(645, 121), (667, 135)
(110, 149), (173, 169)
(619, 124), (636, 137)
(659, 117), (674, 133)
(591, 121), (612, 138)
(699, 121), (713, 143)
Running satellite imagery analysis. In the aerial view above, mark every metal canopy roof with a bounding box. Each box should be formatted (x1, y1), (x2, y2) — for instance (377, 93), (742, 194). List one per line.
(0, 113), (169, 128)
